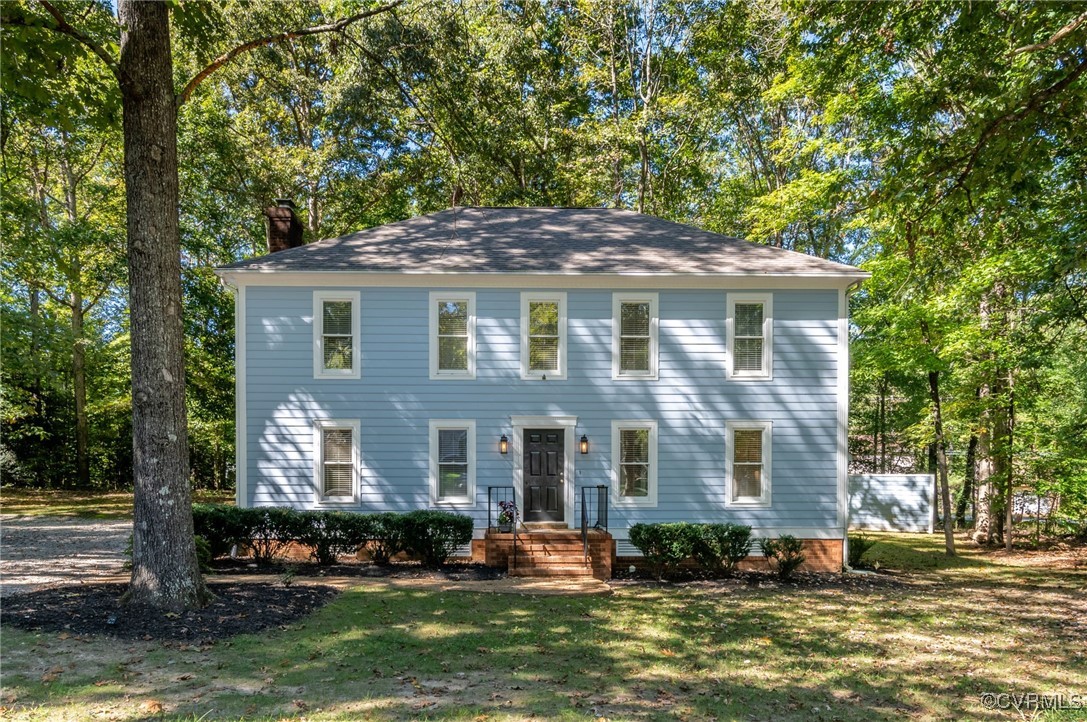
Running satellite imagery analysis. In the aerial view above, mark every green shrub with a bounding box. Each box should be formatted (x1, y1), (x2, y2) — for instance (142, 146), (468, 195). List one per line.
(194, 535), (213, 572)
(294, 511), (358, 565)
(847, 533), (877, 568)
(629, 522), (695, 579)
(760, 535), (806, 580)
(691, 523), (752, 575)
(249, 507), (301, 564)
(191, 504), (252, 558)
(401, 510), (473, 567)
(361, 512), (406, 564)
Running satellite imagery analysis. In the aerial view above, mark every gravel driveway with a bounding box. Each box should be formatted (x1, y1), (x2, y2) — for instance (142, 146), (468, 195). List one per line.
(0, 516), (130, 597)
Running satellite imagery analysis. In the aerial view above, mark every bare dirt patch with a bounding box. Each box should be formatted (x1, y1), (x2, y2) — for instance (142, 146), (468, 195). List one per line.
(0, 516), (130, 597)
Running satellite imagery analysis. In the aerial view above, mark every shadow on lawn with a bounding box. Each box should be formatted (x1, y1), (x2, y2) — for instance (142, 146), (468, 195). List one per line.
(153, 582), (1081, 720)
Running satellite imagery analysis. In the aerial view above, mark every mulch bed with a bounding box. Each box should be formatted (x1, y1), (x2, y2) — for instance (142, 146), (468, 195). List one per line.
(0, 581), (340, 643)
(608, 567), (909, 590)
(210, 558), (508, 582)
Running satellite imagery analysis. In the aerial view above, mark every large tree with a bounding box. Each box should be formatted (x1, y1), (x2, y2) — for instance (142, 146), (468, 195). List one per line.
(2, 0), (401, 609)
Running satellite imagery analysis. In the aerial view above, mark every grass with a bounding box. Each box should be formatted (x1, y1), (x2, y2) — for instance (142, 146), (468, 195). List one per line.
(1, 532), (1084, 721)
(0, 488), (232, 519)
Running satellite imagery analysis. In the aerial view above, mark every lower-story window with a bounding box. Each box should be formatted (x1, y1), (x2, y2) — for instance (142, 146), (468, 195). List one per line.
(611, 420), (658, 507)
(313, 419), (359, 504)
(726, 420), (772, 507)
(429, 420), (476, 505)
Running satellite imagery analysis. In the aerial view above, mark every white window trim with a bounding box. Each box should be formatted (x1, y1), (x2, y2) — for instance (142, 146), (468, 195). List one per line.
(428, 291), (476, 380)
(312, 290), (361, 380)
(610, 420), (659, 507)
(725, 420), (772, 507)
(726, 292), (773, 380)
(520, 292), (567, 380)
(428, 419), (477, 507)
(612, 293), (659, 380)
(312, 418), (360, 506)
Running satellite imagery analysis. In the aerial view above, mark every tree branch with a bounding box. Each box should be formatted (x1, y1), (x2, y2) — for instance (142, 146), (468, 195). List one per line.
(176, 0), (403, 107)
(35, 0), (119, 78)
(1009, 9), (1087, 56)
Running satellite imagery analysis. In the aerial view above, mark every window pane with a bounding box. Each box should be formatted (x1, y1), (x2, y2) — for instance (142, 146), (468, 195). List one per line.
(734, 429), (763, 463)
(735, 303), (763, 337)
(734, 464), (762, 499)
(733, 338), (763, 372)
(529, 336), (559, 371)
(620, 428), (649, 464)
(621, 302), (650, 336)
(529, 301), (558, 335)
(323, 428), (353, 462)
(323, 463), (353, 496)
(438, 429), (467, 463)
(620, 337), (650, 372)
(437, 300), (468, 335)
(323, 301), (352, 336)
(438, 337), (468, 371)
(620, 464), (649, 497)
(323, 336), (353, 370)
(439, 464), (468, 498)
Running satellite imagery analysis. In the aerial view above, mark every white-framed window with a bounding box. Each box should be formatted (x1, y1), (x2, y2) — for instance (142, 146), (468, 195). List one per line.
(611, 420), (658, 507)
(520, 292), (567, 380)
(313, 418), (360, 504)
(428, 420), (476, 506)
(313, 290), (360, 379)
(726, 293), (773, 380)
(612, 293), (659, 379)
(429, 292), (476, 379)
(725, 420), (772, 507)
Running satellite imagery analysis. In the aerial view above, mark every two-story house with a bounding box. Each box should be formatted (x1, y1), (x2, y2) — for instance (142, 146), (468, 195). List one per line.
(215, 204), (868, 576)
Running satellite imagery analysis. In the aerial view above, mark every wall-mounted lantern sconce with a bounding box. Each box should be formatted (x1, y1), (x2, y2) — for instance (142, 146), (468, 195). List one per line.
(499, 434), (509, 454)
(580, 435), (589, 454)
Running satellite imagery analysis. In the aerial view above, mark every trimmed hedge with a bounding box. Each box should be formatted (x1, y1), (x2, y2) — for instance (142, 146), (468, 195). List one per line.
(190, 505), (470, 567)
(628, 522), (754, 579)
(401, 510), (474, 568)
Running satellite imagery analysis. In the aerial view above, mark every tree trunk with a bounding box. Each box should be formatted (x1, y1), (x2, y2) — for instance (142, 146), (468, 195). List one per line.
(956, 433), (977, 529)
(70, 289), (91, 488)
(118, 0), (209, 610)
(928, 370), (956, 556)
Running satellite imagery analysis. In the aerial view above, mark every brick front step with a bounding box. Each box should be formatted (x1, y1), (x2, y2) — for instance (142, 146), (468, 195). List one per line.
(511, 555), (606, 568)
(509, 565), (597, 578)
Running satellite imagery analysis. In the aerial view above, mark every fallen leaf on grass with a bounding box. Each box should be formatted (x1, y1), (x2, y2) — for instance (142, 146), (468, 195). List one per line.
(139, 699), (164, 715)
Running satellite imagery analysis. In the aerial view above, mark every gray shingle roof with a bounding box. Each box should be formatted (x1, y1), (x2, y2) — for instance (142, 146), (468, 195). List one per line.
(218, 207), (865, 277)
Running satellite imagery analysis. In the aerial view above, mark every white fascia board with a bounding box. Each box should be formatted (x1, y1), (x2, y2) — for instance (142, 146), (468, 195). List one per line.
(214, 269), (871, 290)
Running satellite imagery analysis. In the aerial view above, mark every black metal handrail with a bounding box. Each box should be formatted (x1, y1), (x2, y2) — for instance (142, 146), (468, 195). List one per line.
(487, 485), (518, 571)
(580, 484), (609, 561)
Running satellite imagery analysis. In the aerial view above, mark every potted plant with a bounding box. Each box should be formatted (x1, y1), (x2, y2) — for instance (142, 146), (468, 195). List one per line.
(497, 500), (517, 533)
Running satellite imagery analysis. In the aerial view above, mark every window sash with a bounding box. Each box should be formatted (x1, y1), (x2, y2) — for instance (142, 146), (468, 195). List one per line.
(318, 297), (356, 375)
(431, 424), (474, 503)
(619, 302), (651, 373)
(318, 426), (355, 500)
(733, 302), (764, 373)
(527, 301), (560, 372)
(728, 424), (769, 504)
(436, 299), (469, 372)
(616, 426), (653, 500)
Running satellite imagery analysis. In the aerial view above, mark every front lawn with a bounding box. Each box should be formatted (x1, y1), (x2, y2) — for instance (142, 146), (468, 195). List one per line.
(1, 532), (1084, 721)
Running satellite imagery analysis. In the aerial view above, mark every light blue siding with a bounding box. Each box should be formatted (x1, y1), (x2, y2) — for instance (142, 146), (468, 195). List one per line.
(244, 286), (841, 536)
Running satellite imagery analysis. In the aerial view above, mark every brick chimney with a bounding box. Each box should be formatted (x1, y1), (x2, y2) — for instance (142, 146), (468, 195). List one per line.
(263, 199), (304, 253)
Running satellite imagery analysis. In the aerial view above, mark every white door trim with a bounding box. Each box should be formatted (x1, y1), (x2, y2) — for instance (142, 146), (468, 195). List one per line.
(510, 415), (578, 527)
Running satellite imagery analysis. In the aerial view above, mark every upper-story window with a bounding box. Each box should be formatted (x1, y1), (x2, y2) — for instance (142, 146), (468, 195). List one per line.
(727, 293), (773, 380)
(725, 420), (772, 507)
(429, 292), (476, 379)
(313, 291), (360, 379)
(613, 293), (659, 379)
(520, 292), (567, 380)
